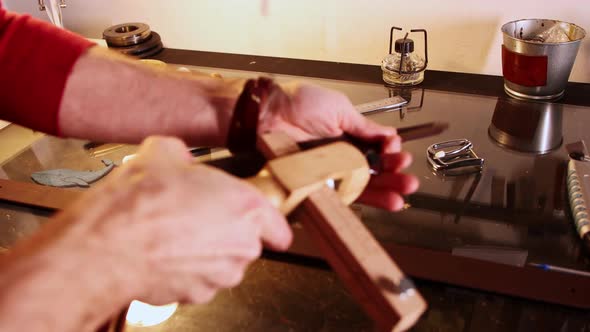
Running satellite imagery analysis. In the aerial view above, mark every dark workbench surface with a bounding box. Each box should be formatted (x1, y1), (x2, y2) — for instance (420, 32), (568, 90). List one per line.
(152, 49), (590, 107)
(1, 49), (589, 331)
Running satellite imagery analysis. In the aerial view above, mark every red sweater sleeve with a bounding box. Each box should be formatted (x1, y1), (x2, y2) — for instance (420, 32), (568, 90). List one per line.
(0, 4), (93, 135)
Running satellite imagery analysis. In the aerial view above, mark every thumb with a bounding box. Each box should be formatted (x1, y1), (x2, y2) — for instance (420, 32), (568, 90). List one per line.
(340, 110), (397, 142)
(136, 136), (191, 164)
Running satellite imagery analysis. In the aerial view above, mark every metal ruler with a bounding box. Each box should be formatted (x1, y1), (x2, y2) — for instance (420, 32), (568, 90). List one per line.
(355, 96), (407, 115)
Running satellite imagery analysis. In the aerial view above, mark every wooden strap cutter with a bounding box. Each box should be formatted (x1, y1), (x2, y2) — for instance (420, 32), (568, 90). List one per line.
(245, 132), (427, 332)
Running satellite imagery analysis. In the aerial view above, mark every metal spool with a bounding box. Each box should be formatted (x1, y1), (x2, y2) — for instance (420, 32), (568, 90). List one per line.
(103, 22), (151, 47)
(108, 31), (163, 56)
(135, 42), (164, 59)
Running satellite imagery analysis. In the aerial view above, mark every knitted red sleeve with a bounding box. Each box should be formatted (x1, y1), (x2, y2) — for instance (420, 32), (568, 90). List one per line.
(0, 5), (94, 135)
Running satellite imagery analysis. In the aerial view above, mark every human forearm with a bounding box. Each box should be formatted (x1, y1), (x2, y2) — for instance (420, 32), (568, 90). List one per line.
(0, 188), (144, 332)
(0, 7), (93, 134)
(0, 250), (130, 332)
(59, 47), (244, 146)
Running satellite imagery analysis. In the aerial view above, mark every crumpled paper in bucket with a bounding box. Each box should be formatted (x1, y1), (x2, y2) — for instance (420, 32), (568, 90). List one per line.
(525, 25), (572, 43)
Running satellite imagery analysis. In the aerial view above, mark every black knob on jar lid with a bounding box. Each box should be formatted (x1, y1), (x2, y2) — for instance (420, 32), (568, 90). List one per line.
(394, 38), (414, 54)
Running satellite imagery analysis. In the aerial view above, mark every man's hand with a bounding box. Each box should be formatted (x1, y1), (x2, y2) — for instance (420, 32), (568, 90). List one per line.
(259, 82), (419, 211)
(0, 136), (292, 332)
(103, 136), (292, 305)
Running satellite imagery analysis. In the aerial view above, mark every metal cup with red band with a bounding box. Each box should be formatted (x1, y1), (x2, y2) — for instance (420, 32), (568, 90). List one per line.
(501, 19), (586, 101)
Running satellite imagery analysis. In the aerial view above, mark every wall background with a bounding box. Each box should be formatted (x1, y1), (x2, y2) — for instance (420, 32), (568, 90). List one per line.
(5, 0), (590, 83)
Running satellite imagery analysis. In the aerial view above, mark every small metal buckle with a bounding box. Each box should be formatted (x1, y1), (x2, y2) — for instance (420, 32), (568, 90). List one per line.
(427, 139), (484, 175)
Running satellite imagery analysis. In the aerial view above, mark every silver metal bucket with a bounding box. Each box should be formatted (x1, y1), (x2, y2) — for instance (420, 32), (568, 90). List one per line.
(501, 19), (586, 100)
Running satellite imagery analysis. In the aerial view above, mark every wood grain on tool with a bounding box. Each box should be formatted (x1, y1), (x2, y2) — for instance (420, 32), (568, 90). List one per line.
(251, 142), (369, 215)
(256, 132), (427, 332)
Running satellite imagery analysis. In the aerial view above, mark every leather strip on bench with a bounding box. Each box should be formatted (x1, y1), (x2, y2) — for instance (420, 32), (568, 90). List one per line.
(0, 178), (82, 210)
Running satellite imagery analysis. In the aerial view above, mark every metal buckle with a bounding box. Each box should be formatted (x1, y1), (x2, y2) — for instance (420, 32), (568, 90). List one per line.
(427, 139), (484, 175)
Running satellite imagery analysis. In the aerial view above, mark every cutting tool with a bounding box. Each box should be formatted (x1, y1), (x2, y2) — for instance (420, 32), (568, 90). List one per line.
(248, 131), (427, 332)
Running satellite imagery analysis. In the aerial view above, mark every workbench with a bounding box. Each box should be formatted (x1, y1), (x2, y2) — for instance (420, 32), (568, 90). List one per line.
(0, 49), (589, 331)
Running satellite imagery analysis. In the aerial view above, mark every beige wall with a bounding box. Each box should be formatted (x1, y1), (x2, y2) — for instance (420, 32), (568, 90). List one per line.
(5, 0), (590, 83)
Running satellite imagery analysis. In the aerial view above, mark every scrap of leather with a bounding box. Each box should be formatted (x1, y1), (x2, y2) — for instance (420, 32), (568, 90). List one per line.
(31, 159), (115, 188)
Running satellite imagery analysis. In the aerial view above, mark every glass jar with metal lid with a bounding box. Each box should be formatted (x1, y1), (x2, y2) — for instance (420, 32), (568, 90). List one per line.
(381, 27), (428, 86)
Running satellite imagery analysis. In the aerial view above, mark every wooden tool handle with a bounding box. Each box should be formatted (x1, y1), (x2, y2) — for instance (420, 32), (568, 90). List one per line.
(244, 173), (288, 210)
(245, 141), (370, 215)
(256, 132), (427, 332)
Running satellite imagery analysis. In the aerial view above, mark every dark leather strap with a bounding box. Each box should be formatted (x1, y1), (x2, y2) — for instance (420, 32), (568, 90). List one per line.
(227, 77), (283, 153)
(0, 178), (82, 210)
